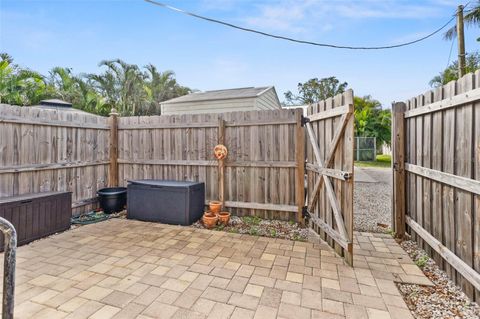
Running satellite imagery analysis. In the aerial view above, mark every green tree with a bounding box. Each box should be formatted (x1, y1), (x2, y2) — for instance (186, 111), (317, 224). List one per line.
(0, 53), (47, 105)
(142, 64), (191, 115)
(430, 52), (480, 87)
(354, 95), (391, 151)
(0, 53), (191, 116)
(284, 77), (348, 105)
(88, 59), (147, 116)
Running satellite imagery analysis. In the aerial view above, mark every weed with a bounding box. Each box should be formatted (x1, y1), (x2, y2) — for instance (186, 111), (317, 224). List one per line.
(243, 216), (262, 226)
(249, 227), (259, 236)
(415, 255), (429, 268)
(270, 229), (277, 237)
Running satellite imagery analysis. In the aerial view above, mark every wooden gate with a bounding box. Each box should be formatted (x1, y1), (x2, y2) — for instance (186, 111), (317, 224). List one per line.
(305, 90), (355, 265)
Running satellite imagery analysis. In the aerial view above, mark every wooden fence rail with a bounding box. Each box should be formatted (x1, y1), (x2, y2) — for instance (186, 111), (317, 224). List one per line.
(116, 109), (305, 221)
(0, 104), (305, 221)
(392, 71), (480, 302)
(0, 104), (110, 215)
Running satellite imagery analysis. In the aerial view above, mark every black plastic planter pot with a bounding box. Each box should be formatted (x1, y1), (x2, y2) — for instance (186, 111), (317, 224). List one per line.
(97, 187), (127, 214)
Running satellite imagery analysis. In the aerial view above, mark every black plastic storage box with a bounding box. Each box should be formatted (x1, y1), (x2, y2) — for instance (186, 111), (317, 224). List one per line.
(0, 191), (71, 250)
(127, 180), (205, 225)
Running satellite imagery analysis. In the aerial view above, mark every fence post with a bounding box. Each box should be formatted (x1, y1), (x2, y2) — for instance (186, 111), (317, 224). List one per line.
(295, 109), (305, 224)
(392, 102), (406, 239)
(218, 118), (226, 208)
(108, 108), (119, 187)
(356, 137), (359, 161)
(0, 217), (16, 319)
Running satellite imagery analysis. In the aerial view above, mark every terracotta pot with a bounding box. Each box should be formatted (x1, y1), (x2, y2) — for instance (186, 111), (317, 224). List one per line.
(203, 211), (216, 218)
(209, 201), (222, 214)
(202, 212), (218, 229)
(218, 212), (230, 225)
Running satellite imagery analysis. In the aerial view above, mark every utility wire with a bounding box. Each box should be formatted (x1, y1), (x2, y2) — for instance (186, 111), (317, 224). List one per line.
(445, 36), (456, 69)
(144, 0), (456, 50)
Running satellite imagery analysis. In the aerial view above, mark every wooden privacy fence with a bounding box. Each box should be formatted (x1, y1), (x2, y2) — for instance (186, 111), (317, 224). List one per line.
(0, 105), (306, 220)
(0, 98), (357, 266)
(305, 90), (355, 265)
(0, 104), (110, 214)
(114, 109), (305, 220)
(392, 71), (480, 301)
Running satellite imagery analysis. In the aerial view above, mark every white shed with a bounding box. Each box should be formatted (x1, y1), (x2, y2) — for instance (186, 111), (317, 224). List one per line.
(160, 86), (281, 115)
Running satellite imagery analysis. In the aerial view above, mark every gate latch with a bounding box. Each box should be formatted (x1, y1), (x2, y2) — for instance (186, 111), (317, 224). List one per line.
(301, 115), (310, 127)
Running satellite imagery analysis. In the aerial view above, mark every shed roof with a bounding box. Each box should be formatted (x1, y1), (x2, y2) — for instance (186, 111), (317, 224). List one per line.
(162, 86), (273, 104)
(40, 99), (73, 107)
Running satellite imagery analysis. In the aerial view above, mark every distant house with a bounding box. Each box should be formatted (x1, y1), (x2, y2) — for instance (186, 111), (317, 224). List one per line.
(281, 104), (308, 116)
(160, 86), (282, 115)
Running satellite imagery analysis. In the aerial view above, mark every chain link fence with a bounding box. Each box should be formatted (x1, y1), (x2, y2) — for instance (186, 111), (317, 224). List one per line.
(354, 136), (376, 161)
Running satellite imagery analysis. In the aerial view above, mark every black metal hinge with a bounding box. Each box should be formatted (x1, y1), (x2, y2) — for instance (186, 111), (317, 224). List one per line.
(301, 115), (310, 127)
(302, 206), (310, 219)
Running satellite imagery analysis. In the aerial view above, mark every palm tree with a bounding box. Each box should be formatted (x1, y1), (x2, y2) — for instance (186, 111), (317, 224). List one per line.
(89, 59), (147, 116)
(49, 67), (79, 102)
(0, 54), (47, 105)
(444, 2), (480, 40)
(142, 64), (191, 115)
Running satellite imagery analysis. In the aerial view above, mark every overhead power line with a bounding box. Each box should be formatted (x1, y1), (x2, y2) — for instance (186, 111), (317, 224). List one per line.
(144, 0), (456, 50)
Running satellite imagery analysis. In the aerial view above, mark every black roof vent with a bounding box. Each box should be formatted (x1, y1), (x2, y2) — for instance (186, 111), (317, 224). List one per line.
(39, 99), (72, 108)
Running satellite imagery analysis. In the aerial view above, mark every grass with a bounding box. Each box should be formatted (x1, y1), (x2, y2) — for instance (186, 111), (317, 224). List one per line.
(355, 154), (391, 168)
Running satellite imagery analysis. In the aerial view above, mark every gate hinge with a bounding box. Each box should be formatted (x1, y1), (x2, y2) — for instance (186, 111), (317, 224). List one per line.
(301, 115), (310, 127)
(343, 172), (352, 180)
(302, 206), (310, 219)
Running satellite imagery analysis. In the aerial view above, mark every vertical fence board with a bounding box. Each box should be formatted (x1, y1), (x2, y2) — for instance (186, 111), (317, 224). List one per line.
(305, 91), (355, 265)
(399, 72), (480, 301)
(0, 104), (110, 215)
(115, 109), (300, 220)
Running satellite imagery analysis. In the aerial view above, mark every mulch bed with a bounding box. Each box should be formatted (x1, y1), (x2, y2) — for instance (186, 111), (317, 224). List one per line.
(397, 240), (480, 319)
(191, 215), (309, 241)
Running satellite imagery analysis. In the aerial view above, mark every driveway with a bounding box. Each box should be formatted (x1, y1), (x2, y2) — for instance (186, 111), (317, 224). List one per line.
(354, 167), (392, 232)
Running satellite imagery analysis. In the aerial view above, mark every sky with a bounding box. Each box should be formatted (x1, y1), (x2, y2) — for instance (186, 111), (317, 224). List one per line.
(0, 0), (478, 107)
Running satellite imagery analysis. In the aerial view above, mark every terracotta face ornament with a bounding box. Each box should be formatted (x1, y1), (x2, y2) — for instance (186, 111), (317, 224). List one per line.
(214, 144), (228, 160)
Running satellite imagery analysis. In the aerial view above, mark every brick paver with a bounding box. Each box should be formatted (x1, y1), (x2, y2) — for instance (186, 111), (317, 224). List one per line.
(6, 219), (429, 318)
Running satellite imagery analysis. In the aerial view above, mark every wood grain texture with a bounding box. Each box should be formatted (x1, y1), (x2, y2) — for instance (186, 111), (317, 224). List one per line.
(402, 71), (480, 301)
(117, 109), (301, 220)
(392, 102), (406, 238)
(305, 90), (355, 265)
(0, 104), (109, 215)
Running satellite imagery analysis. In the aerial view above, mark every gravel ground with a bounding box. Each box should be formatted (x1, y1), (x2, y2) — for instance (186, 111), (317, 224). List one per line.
(398, 240), (480, 319)
(353, 167), (480, 318)
(191, 215), (309, 241)
(354, 167), (392, 232)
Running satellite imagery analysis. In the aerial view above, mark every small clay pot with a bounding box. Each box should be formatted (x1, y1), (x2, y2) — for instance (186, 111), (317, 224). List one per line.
(218, 211), (230, 225)
(209, 201), (222, 214)
(202, 212), (218, 229)
(203, 211), (216, 218)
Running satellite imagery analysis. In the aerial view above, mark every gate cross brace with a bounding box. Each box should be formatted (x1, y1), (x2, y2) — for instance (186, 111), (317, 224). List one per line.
(305, 109), (352, 241)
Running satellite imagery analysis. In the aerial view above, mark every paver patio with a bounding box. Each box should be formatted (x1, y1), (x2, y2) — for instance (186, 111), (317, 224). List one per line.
(2, 219), (432, 319)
